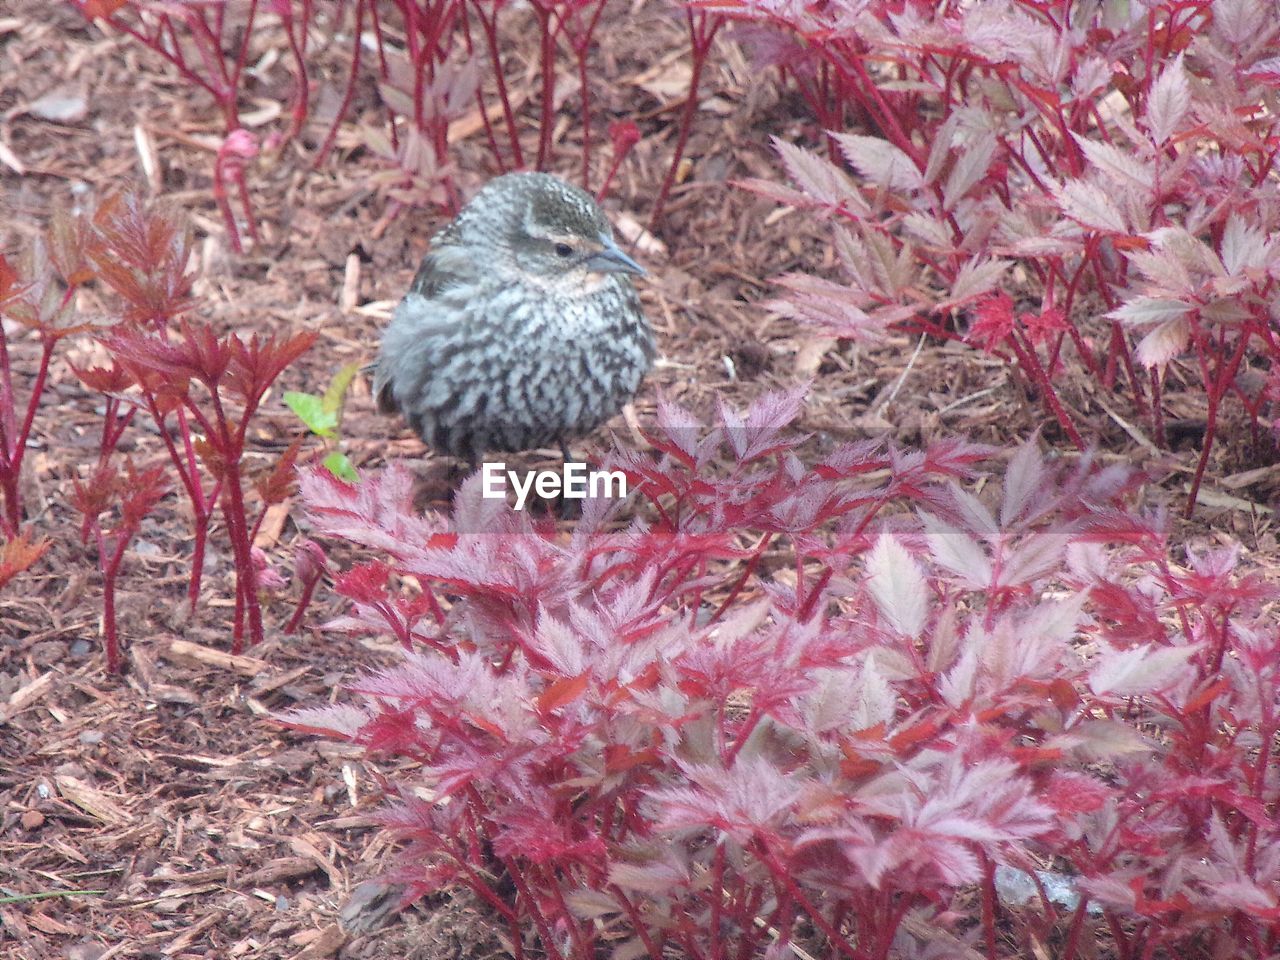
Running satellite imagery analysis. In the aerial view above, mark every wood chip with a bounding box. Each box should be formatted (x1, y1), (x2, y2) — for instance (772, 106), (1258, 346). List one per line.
(54, 776), (132, 826)
(794, 336), (836, 378)
(239, 856), (321, 886)
(446, 89), (529, 144)
(292, 922), (347, 959)
(1190, 485), (1273, 515)
(24, 86), (88, 124)
(289, 835), (343, 888)
(253, 500), (291, 549)
(163, 911), (222, 955)
(613, 211), (667, 258)
(0, 671), (54, 725)
(0, 137), (25, 174)
(143, 866), (231, 886)
(133, 122), (162, 193)
(147, 883), (222, 902)
(249, 664), (312, 695)
(165, 638), (271, 678)
(28, 911), (78, 935)
(340, 253), (361, 312)
(1219, 463), (1280, 491)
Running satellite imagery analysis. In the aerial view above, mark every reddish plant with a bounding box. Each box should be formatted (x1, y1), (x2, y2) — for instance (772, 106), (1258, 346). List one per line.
(72, 0), (311, 250)
(283, 538), (329, 635)
(723, 0), (1280, 511)
(75, 1), (684, 227)
(281, 392), (1280, 957)
(70, 361), (138, 466)
(83, 194), (217, 614)
(0, 213), (99, 537)
(600, 119), (642, 200)
(107, 323), (316, 652)
(312, 0), (653, 210)
(70, 459), (170, 673)
(17, 193), (318, 664)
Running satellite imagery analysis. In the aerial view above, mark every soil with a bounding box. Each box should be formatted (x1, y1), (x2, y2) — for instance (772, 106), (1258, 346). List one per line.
(1, 3), (1277, 960)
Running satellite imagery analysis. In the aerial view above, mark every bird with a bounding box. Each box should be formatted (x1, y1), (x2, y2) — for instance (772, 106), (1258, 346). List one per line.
(373, 171), (654, 465)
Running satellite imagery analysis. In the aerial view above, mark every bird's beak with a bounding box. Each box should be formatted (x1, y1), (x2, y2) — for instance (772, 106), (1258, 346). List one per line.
(585, 233), (646, 276)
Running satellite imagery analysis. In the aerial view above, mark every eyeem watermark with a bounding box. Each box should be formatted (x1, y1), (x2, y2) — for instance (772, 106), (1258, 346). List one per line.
(481, 462), (628, 511)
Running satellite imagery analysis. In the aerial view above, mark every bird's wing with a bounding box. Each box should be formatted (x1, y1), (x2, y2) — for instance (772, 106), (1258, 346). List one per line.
(373, 241), (473, 414)
(405, 248), (445, 299)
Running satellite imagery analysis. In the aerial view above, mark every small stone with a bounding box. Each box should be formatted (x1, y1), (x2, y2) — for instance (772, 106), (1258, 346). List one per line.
(28, 87), (87, 123)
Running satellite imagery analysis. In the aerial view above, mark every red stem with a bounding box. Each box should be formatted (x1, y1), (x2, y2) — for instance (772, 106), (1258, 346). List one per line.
(980, 853), (998, 959)
(14, 338), (55, 476)
(228, 0), (259, 120)
(756, 844), (869, 959)
(234, 170), (260, 243)
(473, 1), (523, 168)
(534, 1), (557, 170)
(280, 0), (312, 140)
(1150, 366), (1166, 447)
(212, 154), (244, 254)
(710, 841), (725, 960)
(706, 532), (772, 626)
(0, 321), (14, 454)
(610, 887), (665, 960)
(571, 0), (607, 190)
(208, 391), (263, 651)
(315, 0), (365, 167)
(500, 855), (565, 960)
(284, 571), (322, 634)
(139, 391), (216, 611)
(1061, 897), (1090, 960)
(105, 15), (221, 102)
(649, 12), (722, 229)
(1007, 332), (1085, 448)
(1185, 330), (1250, 515)
(0, 335), (58, 535)
(101, 528), (135, 674)
(463, 5), (509, 178)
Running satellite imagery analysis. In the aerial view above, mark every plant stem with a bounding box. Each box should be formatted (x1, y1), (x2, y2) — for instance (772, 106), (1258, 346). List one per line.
(650, 11), (721, 229)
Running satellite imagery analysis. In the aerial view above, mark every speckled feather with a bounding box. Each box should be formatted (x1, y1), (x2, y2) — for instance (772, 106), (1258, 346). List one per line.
(373, 172), (654, 460)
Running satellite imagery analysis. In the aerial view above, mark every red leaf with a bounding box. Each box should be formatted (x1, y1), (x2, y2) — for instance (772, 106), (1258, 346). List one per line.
(0, 531), (49, 590)
(119, 460), (169, 528)
(89, 193), (195, 323)
(967, 291), (1015, 352)
(78, 0), (128, 17)
(70, 360), (135, 395)
(335, 561), (392, 604)
(604, 744), (658, 774)
(536, 672), (590, 714)
(0, 254), (21, 304)
(255, 436), (306, 506)
(225, 330), (318, 407)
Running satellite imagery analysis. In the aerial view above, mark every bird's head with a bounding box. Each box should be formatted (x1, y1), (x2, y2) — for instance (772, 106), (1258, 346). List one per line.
(469, 172), (645, 291)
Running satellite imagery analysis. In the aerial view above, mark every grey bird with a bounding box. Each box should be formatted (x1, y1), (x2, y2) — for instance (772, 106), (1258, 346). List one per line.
(373, 172), (654, 464)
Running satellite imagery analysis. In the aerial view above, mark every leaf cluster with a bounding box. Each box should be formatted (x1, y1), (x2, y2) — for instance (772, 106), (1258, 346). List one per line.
(0, 193), (316, 669)
(286, 393), (1280, 958)
(726, 0), (1280, 510)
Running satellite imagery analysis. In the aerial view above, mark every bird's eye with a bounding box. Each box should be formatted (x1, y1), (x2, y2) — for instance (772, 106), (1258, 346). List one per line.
(554, 242), (574, 258)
